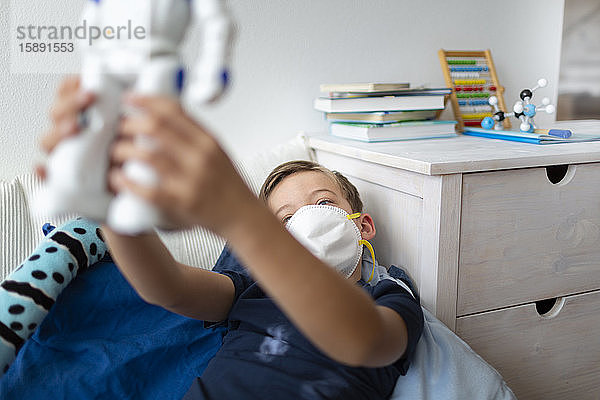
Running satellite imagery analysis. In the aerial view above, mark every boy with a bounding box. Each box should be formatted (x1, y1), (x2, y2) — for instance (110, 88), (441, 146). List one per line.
(39, 78), (424, 399)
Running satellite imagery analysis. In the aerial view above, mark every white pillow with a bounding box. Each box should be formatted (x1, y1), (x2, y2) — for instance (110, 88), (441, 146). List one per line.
(0, 135), (312, 276)
(0, 176), (36, 280)
(391, 308), (516, 400)
(158, 134), (313, 269)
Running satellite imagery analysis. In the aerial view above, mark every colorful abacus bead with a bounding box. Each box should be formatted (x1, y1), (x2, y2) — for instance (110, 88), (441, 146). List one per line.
(447, 59), (478, 65)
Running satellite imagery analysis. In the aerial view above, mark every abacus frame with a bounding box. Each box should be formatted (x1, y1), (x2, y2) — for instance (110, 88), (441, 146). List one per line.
(438, 49), (511, 131)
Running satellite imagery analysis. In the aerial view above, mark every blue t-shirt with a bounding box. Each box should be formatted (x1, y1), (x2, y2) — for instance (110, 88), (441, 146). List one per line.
(197, 247), (424, 400)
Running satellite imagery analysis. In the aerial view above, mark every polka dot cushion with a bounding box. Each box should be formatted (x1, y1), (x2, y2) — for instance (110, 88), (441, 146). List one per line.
(0, 218), (107, 375)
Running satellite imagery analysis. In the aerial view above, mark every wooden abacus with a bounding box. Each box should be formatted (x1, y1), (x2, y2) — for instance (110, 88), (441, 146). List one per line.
(438, 49), (510, 131)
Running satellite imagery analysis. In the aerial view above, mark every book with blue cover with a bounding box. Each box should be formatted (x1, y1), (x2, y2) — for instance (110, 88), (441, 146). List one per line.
(463, 127), (600, 144)
(315, 95), (447, 113)
(330, 120), (457, 142)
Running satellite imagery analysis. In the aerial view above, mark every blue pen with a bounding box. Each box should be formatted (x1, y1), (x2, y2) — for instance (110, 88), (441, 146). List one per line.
(534, 128), (572, 138)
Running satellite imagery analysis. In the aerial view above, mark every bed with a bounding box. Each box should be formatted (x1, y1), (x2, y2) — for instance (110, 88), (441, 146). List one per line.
(0, 136), (515, 399)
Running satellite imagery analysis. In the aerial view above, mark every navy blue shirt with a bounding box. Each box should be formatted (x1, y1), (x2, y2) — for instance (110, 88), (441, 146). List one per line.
(198, 247), (424, 400)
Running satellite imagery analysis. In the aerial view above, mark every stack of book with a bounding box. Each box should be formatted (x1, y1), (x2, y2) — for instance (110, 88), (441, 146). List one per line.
(314, 83), (457, 142)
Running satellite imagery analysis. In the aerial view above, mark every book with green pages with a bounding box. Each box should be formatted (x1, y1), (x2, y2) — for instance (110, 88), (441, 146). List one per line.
(330, 120), (458, 142)
(323, 87), (451, 99)
(326, 110), (439, 124)
(320, 82), (410, 93)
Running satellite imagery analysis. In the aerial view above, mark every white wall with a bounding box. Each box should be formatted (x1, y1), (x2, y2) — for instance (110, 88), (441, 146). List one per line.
(0, 0), (565, 180)
(559, 0), (600, 95)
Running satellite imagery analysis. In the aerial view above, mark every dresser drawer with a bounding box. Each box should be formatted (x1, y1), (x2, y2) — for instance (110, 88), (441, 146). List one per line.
(456, 289), (600, 400)
(458, 163), (600, 315)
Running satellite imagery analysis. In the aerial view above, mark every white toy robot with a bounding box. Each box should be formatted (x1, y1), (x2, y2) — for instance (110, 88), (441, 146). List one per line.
(41, 0), (233, 234)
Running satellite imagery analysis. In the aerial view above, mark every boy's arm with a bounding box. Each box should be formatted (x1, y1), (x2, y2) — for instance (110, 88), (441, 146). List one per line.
(110, 95), (411, 368)
(223, 204), (409, 368)
(102, 228), (234, 322)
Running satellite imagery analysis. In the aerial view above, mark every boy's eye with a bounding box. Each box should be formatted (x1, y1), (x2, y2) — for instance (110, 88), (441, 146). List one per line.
(282, 215), (292, 224)
(317, 199), (332, 206)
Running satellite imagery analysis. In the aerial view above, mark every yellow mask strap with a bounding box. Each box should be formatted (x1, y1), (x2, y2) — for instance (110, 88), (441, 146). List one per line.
(360, 239), (376, 283)
(347, 212), (361, 220)
(347, 213), (376, 282)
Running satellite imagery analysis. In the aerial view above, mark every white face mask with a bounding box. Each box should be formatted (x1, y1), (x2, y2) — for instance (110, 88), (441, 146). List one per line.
(285, 205), (376, 281)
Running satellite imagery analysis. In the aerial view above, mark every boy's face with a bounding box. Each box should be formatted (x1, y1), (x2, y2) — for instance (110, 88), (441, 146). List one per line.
(268, 171), (354, 223)
(267, 170), (376, 282)
(267, 171), (375, 240)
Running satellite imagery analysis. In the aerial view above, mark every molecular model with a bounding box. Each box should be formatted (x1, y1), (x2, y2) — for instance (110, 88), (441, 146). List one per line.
(481, 78), (556, 132)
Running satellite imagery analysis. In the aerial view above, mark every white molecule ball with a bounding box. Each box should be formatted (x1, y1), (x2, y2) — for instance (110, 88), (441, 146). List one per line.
(538, 78), (547, 88)
(545, 104), (556, 114)
(488, 96), (498, 106)
(513, 102), (524, 113)
(520, 122), (531, 132)
(542, 97), (550, 105)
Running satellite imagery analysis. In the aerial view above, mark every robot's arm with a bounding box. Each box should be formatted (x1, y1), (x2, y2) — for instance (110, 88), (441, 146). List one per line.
(79, 1), (106, 91)
(80, 1), (103, 52)
(186, 0), (234, 104)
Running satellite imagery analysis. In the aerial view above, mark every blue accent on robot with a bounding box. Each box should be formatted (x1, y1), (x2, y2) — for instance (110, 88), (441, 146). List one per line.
(221, 69), (229, 88)
(175, 68), (185, 93)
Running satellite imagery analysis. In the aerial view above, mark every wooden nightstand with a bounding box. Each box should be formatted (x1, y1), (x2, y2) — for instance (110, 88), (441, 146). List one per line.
(306, 134), (600, 400)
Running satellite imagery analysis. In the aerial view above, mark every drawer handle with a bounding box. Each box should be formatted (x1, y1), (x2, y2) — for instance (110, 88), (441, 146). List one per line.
(545, 164), (571, 184)
(535, 297), (565, 319)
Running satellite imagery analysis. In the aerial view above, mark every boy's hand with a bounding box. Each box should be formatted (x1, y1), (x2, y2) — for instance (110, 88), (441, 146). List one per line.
(111, 94), (258, 234)
(37, 76), (95, 179)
